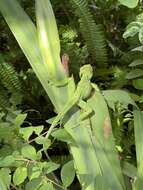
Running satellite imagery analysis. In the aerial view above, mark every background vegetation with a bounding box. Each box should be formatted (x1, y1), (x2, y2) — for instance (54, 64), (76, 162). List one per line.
(0, 0), (143, 189)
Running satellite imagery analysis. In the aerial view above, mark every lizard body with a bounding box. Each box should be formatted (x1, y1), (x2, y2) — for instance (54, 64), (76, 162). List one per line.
(46, 64), (93, 138)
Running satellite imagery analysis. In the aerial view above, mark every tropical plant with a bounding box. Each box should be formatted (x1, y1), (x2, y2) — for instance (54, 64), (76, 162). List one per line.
(0, 0), (143, 190)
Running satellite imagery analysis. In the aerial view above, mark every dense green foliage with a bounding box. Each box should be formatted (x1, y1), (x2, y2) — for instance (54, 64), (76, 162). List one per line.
(0, 0), (143, 189)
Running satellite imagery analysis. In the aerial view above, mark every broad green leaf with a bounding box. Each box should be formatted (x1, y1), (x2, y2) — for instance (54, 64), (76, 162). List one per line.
(103, 90), (137, 110)
(51, 128), (74, 143)
(61, 160), (75, 187)
(129, 59), (143, 67)
(13, 167), (27, 185)
(133, 110), (143, 189)
(28, 165), (41, 180)
(26, 178), (42, 190)
(0, 168), (11, 188)
(126, 69), (143, 79)
(14, 114), (27, 128)
(0, 0), (65, 112)
(133, 79), (143, 90)
(123, 26), (139, 38)
(92, 135), (125, 189)
(33, 126), (44, 136)
(21, 145), (37, 160)
(20, 127), (34, 141)
(118, 0), (139, 8)
(88, 92), (126, 188)
(42, 162), (60, 174)
(0, 155), (15, 167)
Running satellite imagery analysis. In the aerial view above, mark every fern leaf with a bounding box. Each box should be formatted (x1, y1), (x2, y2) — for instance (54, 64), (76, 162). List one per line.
(70, 0), (108, 66)
(0, 85), (10, 109)
(0, 62), (22, 93)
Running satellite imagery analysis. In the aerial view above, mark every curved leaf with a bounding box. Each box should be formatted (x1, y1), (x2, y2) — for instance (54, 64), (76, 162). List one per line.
(21, 145), (37, 160)
(118, 0), (139, 8)
(133, 79), (143, 90)
(129, 59), (143, 67)
(0, 168), (11, 188)
(126, 69), (143, 79)
(61, 160), (75, 187)
(13, 167), (27, 185)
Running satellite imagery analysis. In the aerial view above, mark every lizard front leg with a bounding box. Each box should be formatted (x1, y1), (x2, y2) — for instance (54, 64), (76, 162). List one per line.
(45, 94), (80, 138)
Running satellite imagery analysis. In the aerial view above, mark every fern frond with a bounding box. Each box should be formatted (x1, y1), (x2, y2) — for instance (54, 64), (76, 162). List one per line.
(70, 0), (108, 66)
(0, 62), (22, 93)
(0, 85), (10, 109)
(59, 25), (78, 42)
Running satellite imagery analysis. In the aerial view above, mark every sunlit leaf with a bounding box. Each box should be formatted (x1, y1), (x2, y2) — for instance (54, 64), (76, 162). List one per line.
(0, 168), (11, 188)
(123, 26), (139, 38)
(0, 0), (65, 112)
(129, 59), (143, 67)
(14, 114), (27, 128)
(13, 167), (27, 185)
(126, 69), (143, 79)
(61, 160), (75, 187)
(131, 46), (143, 52)
(35, 0), (65, 79)
(103, 90), (137, 110)
(133, 79), (143, 90)
(118, 0), (139, 8)
(21, 145), (37, 160)
(28, 164), (41, 180)
(20, 127), (34, 141)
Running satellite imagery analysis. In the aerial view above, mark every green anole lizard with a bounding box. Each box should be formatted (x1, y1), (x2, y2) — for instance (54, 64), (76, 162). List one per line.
(46, 64), (94, 138)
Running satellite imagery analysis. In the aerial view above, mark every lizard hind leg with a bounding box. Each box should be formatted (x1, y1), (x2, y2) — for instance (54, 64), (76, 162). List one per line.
(45, 113), (64, 138)
(78, 100), (93, 121)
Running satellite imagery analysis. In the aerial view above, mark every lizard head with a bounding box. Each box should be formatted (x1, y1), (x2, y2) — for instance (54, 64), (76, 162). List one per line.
(79, 64), (93, 80)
